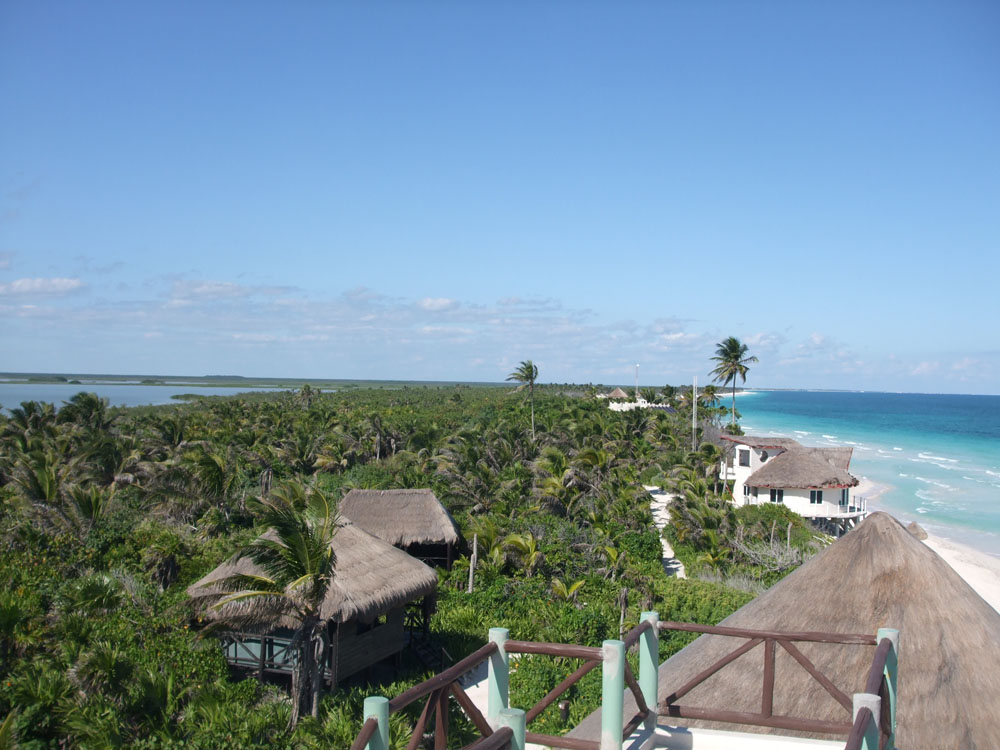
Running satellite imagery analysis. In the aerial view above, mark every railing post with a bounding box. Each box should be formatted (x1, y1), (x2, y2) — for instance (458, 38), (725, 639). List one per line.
(878, 627), (900, 749)
(601, 639), (625, 750)
(488, 627), (510, 728)
(639, 611), (659, 730)
(363, 695), (389, 750)
(852, 693), (881, 750)
(498, 707), (526, 750)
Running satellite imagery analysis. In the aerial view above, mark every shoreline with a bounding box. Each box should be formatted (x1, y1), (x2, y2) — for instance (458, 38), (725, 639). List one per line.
(856, 477), (1000, 613)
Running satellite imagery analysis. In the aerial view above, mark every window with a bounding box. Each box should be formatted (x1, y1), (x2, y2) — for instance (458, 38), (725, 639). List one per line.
(752, 487), (759, 499)
(738, 449), (750, 467)
(840, 489), (849, 506)
(770, 489), (784, 504)
(810, 490), (824, 505)
(743, 484), (750, 497)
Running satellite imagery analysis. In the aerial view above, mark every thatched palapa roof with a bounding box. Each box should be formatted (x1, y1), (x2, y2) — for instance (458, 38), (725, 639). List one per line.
(187, 520), (438, 625)
(607, 387), (630, 399)
(748, 447), (858, 489)
(339, 489), (459, 547)
(570, 513), (1000, 748)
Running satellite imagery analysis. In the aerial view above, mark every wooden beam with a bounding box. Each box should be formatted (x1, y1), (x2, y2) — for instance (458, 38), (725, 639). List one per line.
(762, 638), (775, 717)
(778, 638), (851, 712)
(505, 640), (603, 661)
(451, 682), (493, 738)
(663, 638), (763, 704)
(659, 705), (851, 735)
(524, 659), (600, 724)
(434, 685), (449, 750)
(658, 621), (876, 645)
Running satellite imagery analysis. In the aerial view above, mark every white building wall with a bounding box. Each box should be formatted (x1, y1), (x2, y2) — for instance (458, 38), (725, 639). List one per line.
(726, 445), (785, 507)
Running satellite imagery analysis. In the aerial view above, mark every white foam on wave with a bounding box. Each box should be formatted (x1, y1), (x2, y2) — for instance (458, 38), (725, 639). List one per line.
(822, 435), (838, 440)
(914, 476), (954, 490)
(918, 453), (957, 463)
(893, 447), (903, 451)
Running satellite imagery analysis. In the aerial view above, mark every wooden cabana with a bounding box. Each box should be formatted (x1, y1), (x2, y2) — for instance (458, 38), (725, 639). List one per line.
(187, 520), (438, 688)
(570, 512), (1000, 747)
(339, 488), (460, 568)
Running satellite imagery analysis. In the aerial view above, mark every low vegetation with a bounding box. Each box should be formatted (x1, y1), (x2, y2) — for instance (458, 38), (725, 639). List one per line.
(2, 369), (805, 747)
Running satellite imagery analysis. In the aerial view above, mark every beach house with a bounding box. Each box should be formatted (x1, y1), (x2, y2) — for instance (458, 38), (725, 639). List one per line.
(720, 435), (865, 535)
(187, 520), (438, 689)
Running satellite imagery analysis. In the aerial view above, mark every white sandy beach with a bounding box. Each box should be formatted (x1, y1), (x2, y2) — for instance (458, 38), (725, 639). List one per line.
(856, 477), (1000, 613)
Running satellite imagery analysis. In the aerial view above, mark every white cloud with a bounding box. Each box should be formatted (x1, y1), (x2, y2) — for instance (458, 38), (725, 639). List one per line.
(912, 361), (940, 375)
(418, 297), (457, 311)
(0, 277), (84, 296)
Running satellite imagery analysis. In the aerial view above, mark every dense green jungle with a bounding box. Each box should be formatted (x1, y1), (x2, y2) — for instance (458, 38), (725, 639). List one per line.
(0, 384), (824, 748)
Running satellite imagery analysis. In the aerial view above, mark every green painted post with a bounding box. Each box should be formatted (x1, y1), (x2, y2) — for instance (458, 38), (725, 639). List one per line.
(878, 628), (900, 750)
(498, 707), (526, 750)
(639, 611), (659, 730)
(601, 639), (625, 750)
(363, 695), (389, 750)
(853, 693), (881, 750)
(487, 627), (510, 727)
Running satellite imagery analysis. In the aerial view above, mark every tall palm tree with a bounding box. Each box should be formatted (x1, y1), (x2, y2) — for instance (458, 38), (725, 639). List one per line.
(207, 483), (338, 727)
(710, 337), (758, 426)
(507, 360), (539, 441)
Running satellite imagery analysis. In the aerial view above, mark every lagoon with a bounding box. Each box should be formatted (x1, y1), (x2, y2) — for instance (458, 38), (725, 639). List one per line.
(0, 383), (287, 412)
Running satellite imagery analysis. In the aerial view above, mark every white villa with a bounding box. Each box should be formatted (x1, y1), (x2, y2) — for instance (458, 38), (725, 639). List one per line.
(719, 435), (867, 535)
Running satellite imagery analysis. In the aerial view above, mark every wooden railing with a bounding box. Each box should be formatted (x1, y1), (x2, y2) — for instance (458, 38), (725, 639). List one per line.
(844, 629), (899, 750)
(656, 620), (876, 735)
(351, 617), (898, 750)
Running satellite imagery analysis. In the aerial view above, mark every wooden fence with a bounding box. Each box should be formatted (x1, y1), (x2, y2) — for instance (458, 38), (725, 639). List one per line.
(351, 614), (898, 750)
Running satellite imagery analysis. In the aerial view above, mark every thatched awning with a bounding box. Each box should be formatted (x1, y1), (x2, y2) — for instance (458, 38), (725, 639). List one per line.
(720, 436), (804, 451)
(748, 447), (858, 489)
(570, 513), (1000, 747)
(339, 489), (459, 548)
(187, 520), (438, 625)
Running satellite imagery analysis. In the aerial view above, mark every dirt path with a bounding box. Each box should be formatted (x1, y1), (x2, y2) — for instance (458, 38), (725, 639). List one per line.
(644, 485), (686, 579)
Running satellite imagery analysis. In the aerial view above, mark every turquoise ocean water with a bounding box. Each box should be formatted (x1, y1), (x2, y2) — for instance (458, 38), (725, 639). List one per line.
(732, 390), (1000, 556)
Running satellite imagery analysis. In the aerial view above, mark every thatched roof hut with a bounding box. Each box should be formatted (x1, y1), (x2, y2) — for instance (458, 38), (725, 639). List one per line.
(188, 520), (438, 625)
(607, 387), (630, 400)
(339, 489), (459, 549)
(570, 513), (1000, 747)
(747, 447), (858, 489)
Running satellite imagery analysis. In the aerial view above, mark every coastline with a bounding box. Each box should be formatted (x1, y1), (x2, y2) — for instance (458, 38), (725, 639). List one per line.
(856, 476), (1000, 613)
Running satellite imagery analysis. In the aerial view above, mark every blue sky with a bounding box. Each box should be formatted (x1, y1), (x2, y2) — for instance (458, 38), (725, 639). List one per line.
(2, 1), (998, 393)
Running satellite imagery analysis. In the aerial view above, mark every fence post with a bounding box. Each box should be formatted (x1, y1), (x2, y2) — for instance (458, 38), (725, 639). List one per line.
(498, 707), (526, 750)
(878, 627), (900, 749)
(601, 639), (625, 750)
(639, 611), (659, 730)
(488, 627), (510, 728)
(852, 693), (881, 750)
(363, 695), (389, 750)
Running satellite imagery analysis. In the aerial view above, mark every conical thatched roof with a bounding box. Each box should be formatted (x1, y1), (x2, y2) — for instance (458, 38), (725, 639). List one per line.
(187, 520), (438, 625)
(339, 489), (459, 547)
(570, 513), (1000, 747)
(748, 447), (859, 489)
(608, 387), (630, 399)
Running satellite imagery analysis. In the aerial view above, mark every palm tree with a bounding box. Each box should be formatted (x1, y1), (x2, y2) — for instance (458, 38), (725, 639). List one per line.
(710, 337), (758, 426)
(507, 360), (539, 441)
(206, 483), (338, 727)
